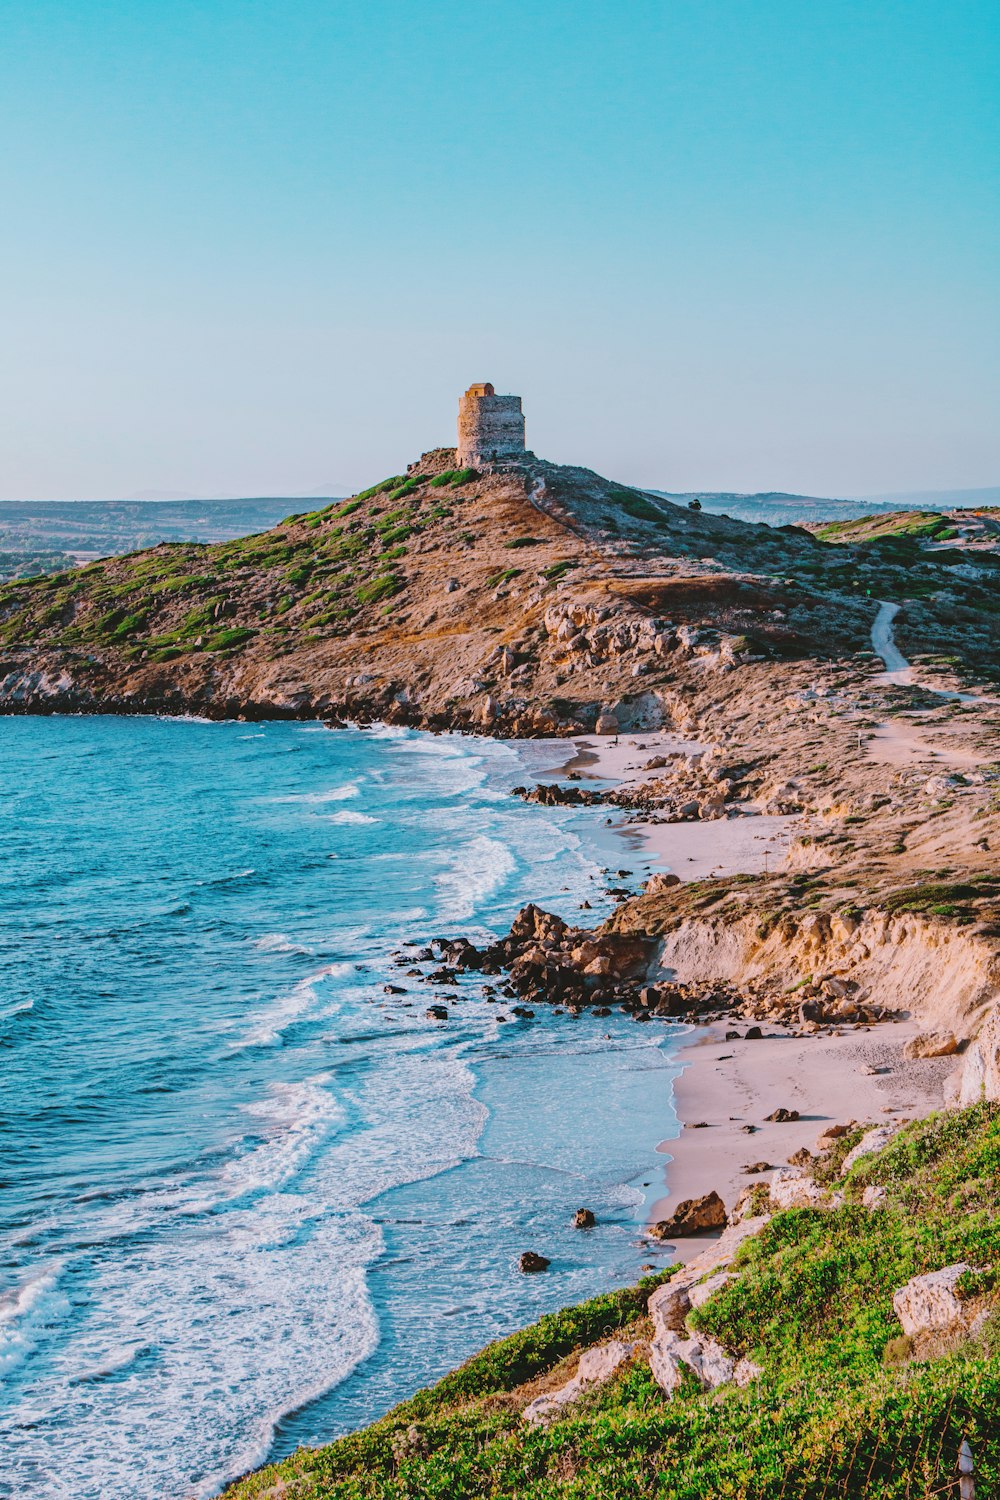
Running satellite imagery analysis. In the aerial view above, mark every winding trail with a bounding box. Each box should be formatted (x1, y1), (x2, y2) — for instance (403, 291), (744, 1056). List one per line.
(871, 601), (912, 685)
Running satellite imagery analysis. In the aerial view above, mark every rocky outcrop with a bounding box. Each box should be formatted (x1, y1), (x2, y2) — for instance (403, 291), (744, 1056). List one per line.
(892, 1265), (978, 1337)
(953, 1009), (1000, 1105)
(522, 1339), (641, 1424)
(840, 1124), (901, 1174)
(649, 1329), (761, 1397)
(903, 1031), (959, 1059)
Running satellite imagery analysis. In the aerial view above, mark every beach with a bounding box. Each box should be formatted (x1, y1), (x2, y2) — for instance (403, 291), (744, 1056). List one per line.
(554, 731), (955, 1257)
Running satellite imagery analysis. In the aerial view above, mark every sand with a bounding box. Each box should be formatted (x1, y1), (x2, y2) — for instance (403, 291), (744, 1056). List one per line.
(645, 1017), (953, 1262)
(561, 732), (803, 880)
(547, 731), (956, 1266)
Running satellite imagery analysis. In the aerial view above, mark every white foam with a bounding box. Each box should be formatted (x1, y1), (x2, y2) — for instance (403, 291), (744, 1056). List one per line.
(270, 783), (361, 805)
(0, 1262), (69, 1377)
(434, 834), (516, 922)
(323, 809), (378, 825)
(252, 933), (313, 955)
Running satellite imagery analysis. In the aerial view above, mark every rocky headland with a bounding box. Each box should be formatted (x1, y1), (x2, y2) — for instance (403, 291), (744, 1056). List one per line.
(4, 445), (1000, 1494)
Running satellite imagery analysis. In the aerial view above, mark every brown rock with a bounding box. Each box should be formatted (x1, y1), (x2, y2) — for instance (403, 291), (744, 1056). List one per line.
(573, 1208), (596, 1228)
(903, 1031), (959, 1060)
(765, 1107), (800, 1123)
(648, 1190), (727, 1240)
(743, 1161), (773, 1173)
(519, 1251), (550, 1273)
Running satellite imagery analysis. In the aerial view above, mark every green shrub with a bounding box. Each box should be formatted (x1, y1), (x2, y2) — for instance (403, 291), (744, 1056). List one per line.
(355, 573), (402, 605)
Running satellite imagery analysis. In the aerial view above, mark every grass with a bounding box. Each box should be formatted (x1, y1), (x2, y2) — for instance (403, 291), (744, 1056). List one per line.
(221, 1104), (1000, 1500)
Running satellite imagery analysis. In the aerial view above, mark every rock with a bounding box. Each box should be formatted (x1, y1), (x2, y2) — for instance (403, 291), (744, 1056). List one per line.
(647, 1279), (692, 1334)
(743, 1161), (773, 1173)
(644, 872), (681, 896)
(519, 1251), (550, 1273)
(595, 712), (619, 735)
(787, 1146), (814, 1167)
(840, 1124), (900, 1174)
(862, 1184), (888, 1209)
(649, 1329), (761, 1397)
(892, 1264), (975, 1337)
(649, 1190), (727, 1239)
(687, 1271), (733, 1309)
(425, 1004), (449, 1020)
(744, 1025), (763, 1040)
(903, 1031), (959, 1060)
(573, 1208), (596, 1229)
(765, 1107), (800, 1123)
(768, 1167), (829, 1210)
(954, 1009), (1000, 1105)
(522, 1340), (641, 1423)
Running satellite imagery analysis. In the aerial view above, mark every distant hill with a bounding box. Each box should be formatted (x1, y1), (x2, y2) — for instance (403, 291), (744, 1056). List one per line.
(647, 488), (999, 528)
(0, 497), (339, 580)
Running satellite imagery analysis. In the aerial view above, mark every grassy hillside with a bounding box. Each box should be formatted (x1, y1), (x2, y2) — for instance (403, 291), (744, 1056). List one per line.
(222, 1104), (1000, 1499)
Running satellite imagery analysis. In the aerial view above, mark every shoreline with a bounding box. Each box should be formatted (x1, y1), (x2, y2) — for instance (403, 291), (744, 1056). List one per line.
(526, 729), (955, 1259)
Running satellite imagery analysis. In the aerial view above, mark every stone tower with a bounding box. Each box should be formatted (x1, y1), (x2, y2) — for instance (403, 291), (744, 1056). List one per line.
(456, 383), (526, 468)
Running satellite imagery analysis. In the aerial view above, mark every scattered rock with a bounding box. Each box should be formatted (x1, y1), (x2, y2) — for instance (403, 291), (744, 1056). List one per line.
(744, 1025), (763, 1040)
(765, 1107), (800, 1123)
(644, 872), (681, 896)
(743, 1161), (773, 1174)
(425, 1004), (449, 1021)
(649, 1191), (727, 1239)
(519, 1251), (550, 1273)
(573, 1208), (596, 1229)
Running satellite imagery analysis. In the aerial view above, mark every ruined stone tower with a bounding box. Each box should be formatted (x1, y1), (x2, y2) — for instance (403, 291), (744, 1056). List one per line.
(456, 383), (526, 468)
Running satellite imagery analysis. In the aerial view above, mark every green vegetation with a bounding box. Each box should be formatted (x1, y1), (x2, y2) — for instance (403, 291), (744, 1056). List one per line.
(223, 1105), (1000, 1499)
(607, 487), (665, 525)
(542, 560), (578, 582)
(503, 536), (541, 549)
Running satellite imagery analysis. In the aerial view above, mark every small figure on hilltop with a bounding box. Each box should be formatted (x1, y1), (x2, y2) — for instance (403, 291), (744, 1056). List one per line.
(457, 382), (526, 468)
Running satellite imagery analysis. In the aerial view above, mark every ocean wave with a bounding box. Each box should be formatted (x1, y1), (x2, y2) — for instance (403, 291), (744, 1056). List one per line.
(253, 933), (314, 955)
(323, 809), (378, 826)
(434, 834), (516, 921)
(269, 784), (361, 805)
(0, 1262), (69, 1377)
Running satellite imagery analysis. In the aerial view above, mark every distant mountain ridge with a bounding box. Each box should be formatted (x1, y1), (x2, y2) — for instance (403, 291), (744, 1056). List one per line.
(647, 487), (999, 527)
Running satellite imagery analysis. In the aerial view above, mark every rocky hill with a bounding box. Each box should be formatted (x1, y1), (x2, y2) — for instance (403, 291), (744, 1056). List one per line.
(0, 448), (998, 731)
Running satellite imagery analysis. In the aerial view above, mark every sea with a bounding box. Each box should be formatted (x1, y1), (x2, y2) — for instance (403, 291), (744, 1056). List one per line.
(0, 716), (686, 1499)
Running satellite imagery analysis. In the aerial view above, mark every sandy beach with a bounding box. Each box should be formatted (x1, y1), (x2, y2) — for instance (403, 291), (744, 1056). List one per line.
(549, 732), (957, 1262)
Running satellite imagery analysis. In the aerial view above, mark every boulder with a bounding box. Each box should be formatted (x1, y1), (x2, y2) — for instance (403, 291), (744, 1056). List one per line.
(573, 1208), (596, 1229)
(644, 872), (682, 896)
(903, 1031), (959, 1060)
(649, 1191), (727, 1239)
(519, 1251), (550, 1273)
(425, 1004), (449, 1021)
(649, 1329), (761, 1397)
(840, 1124), (900, 1175)
(768, 1167), (829, 1211)
(892, 1264), (975, 1337)
(765, 1107), (800, 1123)
(595, 712), (620, 735)
(522, 1340), (641, 1423)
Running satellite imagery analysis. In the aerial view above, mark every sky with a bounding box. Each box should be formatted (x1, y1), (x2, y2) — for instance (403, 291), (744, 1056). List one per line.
(0, 0), (997, 500)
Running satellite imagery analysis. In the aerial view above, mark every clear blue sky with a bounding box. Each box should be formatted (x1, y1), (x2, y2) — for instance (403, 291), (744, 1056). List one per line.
(1, 0), (997, 499)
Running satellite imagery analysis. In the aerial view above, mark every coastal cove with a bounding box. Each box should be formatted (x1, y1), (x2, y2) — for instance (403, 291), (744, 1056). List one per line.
(0, 715), (691, 1500)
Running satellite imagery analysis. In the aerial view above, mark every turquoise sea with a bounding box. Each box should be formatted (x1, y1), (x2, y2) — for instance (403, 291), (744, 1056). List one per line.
(0, 718), (684, 1499)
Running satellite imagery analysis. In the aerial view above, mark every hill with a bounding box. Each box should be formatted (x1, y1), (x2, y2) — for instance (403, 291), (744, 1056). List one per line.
(1, 447), (998, 727)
